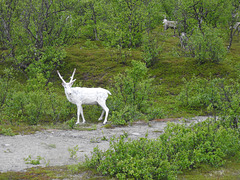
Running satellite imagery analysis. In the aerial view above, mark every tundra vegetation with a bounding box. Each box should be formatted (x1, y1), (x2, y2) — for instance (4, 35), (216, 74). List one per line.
(0, 0), (240, 179)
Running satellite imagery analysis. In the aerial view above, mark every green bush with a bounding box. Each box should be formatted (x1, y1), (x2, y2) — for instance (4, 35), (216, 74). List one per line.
(178, 76), (240, 128)
(66, 117), (76, 129)
(110, 105), (145, 125)
(109, 60), (163, 125)
(1, 72), (74, 125)
(142, 34), (162, 68)
(84, 119), (240, 179)
(188, 27), (227, 64)
(178, 76), (219, 108)
(0, 68), (16, 108)
(0, 127), (15, 136)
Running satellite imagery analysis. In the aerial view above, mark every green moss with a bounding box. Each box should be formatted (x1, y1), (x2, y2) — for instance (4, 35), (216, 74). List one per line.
(0, 124), (46, 135)
(0, 165), (115, 180)
(0, 166), (69, 180)
(62, 41), (143, 87)
(178, 159), (240, 180)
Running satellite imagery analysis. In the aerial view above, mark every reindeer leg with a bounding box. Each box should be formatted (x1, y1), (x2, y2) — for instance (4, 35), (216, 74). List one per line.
(98, 101), (109, 124)
(98, 110), (105, 121)
(76, 106), (80, 124)
(77, 104), (85, 124)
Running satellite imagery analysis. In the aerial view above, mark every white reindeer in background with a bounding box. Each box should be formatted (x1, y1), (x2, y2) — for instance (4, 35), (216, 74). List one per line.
(163, 17), (177, 36)
(57, 69), (111, 124)
(180, 32), (188, 49)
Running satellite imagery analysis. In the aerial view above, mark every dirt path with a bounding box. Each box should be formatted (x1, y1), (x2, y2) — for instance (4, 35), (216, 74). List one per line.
(0, 117), (208, 172)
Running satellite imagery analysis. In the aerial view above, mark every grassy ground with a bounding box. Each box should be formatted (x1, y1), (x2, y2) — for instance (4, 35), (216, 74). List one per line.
(0, 165), (112, 180)
(178, 158), (240, 180)
(0, 158), (239, 180)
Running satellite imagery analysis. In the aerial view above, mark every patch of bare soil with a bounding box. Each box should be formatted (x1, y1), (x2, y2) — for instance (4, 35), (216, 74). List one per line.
(0, 116), (208, 172)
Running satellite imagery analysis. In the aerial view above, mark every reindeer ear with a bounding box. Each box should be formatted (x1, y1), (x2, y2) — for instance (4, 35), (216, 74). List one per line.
(62, 82), (65, 86)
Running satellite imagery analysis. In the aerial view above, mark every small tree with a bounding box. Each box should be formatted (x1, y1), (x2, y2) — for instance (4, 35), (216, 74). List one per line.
(142, 34), (162, 68)
(178, 76), (240, 129)
(109, 60), (163, 125)
(188, 27), (227, 64)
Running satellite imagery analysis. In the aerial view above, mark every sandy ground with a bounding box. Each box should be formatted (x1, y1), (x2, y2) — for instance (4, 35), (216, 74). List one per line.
(0, 116), (209, 172)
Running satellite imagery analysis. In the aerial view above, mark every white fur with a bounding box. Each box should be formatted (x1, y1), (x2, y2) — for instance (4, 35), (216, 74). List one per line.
(163, 18), (177, 35)
(57, 69), (111, 124)
(180, 32), (188, 49)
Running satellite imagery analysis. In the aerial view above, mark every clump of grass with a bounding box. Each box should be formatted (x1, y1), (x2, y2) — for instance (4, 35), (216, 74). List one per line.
(42, 143), (56, 149)
(0, 124), (46, 135)
(102, 123), (114, 129)
(24, 155), (44, 165)
(66, 117), (76, 129)
(68, 145), (79, 160)
(0, 127), (15, 136)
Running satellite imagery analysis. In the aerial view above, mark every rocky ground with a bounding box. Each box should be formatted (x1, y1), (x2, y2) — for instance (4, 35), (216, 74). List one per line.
(0, 116), (209, 173)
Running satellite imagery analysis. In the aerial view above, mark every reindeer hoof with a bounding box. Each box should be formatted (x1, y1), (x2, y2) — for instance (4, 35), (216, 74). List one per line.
(75, 122), (80, 125)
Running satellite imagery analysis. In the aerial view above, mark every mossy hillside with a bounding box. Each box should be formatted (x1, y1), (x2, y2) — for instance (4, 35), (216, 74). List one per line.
(56, 37), (239, 119)
(1, 28), (240, 124)
(61, 40), (142, 87)
(140, 31), (240, 117)
(60, 31), (240, 89)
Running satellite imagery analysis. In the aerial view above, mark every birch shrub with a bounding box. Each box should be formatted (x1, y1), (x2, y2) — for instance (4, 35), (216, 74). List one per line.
(1, 72), (73, 125)
(109, 60), (164, 125)
(178, 76), (240, 129)
(85, 119), (240, 179)
(188, 27), (227, 64)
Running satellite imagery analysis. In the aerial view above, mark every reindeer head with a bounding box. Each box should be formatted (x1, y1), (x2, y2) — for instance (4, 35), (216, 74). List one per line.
(163, 15), (167, 24)
(163, 18), (167, 24)
(57, 69), (76, 91)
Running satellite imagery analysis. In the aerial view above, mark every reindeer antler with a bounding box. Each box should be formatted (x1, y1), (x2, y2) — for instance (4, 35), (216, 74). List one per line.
(57, 70), (67, 83)
(70, 68), (76, 83)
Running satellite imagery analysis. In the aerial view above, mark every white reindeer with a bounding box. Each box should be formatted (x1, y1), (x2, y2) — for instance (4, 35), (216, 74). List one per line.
(163, 17), (177, 36)
(57, 69), (111, 124)
(180, 32), (188, 49)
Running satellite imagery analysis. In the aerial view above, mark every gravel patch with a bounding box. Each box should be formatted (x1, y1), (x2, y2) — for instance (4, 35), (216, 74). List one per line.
(0, 116), (210, 172)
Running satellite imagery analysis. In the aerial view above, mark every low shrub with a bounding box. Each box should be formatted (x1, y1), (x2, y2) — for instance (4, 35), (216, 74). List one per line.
(84, 119), (240, 179)
(178, 76), (240, 128)
(142, 34), (162, 68)
(0, 71), (74, 125)
(109, 60), (164, 125)
(0, 127), (15, 136)
(187, 27), (227, 64)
